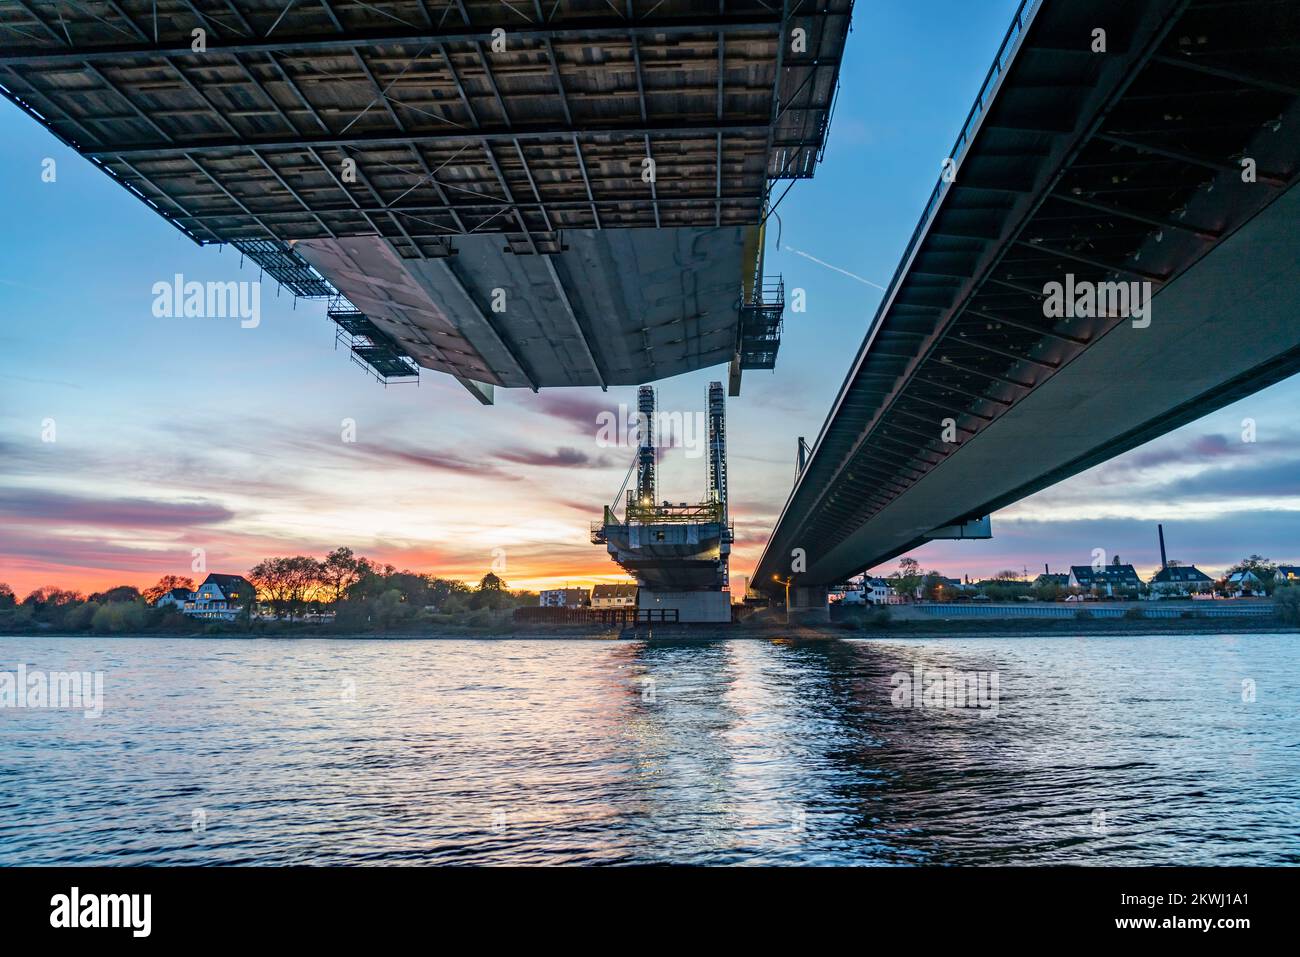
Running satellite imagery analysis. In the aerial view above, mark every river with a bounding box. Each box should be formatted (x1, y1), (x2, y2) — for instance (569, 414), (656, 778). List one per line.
(0, 634), (1295, 865)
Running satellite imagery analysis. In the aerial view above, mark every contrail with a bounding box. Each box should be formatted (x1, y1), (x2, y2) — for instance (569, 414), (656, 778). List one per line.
(783, 245), (887, 291)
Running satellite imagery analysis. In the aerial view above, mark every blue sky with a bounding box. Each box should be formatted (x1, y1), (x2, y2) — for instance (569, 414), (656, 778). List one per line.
(2, 0), (1298, 596)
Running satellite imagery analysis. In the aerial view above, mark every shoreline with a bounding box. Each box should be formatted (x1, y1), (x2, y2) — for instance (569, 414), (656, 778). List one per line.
(3, 614), (1295, 641)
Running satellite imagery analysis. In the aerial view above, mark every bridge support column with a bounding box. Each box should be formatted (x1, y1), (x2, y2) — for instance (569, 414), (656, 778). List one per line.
(788, 585), (829, 625)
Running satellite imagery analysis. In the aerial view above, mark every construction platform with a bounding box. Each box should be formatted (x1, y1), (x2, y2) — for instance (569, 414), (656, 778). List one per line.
(593, 381), (732, 623)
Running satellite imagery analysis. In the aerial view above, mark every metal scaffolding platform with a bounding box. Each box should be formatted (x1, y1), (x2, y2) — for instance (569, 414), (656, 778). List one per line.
(327, 299), (419, 384)
(738, 277), (785, 370)
(233, 238), (333, 298)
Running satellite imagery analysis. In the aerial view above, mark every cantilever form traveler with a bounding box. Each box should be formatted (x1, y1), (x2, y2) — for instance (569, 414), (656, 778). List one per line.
(0, 0), (854, 401)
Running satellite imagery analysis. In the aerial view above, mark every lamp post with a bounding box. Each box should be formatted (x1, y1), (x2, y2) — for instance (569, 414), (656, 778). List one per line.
(774, 574), (793, 625)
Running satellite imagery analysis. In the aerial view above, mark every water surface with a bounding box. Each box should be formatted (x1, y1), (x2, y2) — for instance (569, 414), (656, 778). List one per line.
(1, 634), (1295, 865)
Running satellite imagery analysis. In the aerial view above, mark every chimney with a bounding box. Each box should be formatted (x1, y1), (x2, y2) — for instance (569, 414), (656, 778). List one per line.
(1113, 554), (1121, 566)
(1044, 562), (1050, 575)
(1157, 524), (1168, 570)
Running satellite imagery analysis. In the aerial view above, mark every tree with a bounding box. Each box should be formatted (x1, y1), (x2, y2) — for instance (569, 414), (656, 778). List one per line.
(91, 601), (147, 633)
(1226, 555), (1277, 594)
(142, 575), (194, 604)
(471, 572), (510, 610)
(374, 589), (409, 630)
(249, 556), (322, 617)
(22, 586), (83, 608)
(88, 585), (142, 604)
(0, 583), (14, 609)
(427, 577), (470, 609)
(921, 571), (944, 601)
(1032, 581), (1063, 603)
(889, 558), (922, 602)
(319, 547), (366, 604)
(1275, 584), (1300, 624)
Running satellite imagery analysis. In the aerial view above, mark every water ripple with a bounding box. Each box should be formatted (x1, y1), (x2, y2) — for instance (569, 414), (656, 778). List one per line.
(0, 634), (1296, 865)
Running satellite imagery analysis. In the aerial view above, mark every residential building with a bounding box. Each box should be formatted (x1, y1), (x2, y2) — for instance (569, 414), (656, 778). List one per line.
(1148, 564), (1215, 596)
(188, 573), (255, 620)
(538, 587), (591, 608)
(591, 583), (638, 608)
(1068, 556), (1142, 596)
(867, 578), (895, 605)
(1226, 569), (1264, 596)
(1033, 573), (1069, 589)
(153, 587), (194, 610)
(1274, 565), (1300, 587)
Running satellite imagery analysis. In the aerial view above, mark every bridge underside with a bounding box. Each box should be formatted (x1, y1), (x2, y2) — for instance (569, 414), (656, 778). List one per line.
(755, 0), (1300, 589)
(0, 0), (852, 398)
(294, 225), (751, 389)
(804, 181), (1300, 584)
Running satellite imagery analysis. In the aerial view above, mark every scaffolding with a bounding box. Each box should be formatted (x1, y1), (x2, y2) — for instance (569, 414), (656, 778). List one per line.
(233, 239), (334, 299)
(635, 385), (657, 508)
(738, 277), (785, 370)
(327, 299), (419, 385)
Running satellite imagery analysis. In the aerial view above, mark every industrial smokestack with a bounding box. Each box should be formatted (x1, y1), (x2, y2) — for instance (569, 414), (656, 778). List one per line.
(1044, 562), (1049, 575)
(1157, 524), (1168, 570)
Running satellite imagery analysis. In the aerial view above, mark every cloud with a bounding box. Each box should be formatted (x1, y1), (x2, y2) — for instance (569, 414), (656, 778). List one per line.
(0, 488), (234, 528)
(0, 528), (192, 576)
(496, 446), (611, 468)
(1159, 459), (1300, 500)
(526, 392), (616, 435)
(1125, 432), (1241, 469)
(363, 445), (514, 478)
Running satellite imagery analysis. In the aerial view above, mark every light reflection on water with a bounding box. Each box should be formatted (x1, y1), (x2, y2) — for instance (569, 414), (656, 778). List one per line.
(0, 634), (1295, 865)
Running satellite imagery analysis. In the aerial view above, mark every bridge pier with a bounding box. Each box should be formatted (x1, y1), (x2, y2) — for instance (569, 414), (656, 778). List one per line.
(788, 585), (829, 625)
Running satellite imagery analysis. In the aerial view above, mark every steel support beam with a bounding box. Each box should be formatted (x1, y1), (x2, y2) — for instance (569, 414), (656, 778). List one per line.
(83, 118), (770, 159)
(0, 14), (787, 66)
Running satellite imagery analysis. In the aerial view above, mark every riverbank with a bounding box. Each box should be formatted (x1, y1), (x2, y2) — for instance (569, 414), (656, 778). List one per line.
(5, 613), (1295, 641)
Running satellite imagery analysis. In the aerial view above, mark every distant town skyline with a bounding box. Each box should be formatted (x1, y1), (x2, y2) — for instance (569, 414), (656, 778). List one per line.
(3, 0), (1299, 598)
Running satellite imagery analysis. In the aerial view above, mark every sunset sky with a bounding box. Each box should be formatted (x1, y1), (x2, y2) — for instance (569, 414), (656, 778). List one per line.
(2, 0), (1299, 600)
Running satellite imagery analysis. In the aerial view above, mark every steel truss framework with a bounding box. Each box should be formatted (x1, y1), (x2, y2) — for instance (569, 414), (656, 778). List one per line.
(0, 0), (853, 257)
(756, 0), (1300, 588)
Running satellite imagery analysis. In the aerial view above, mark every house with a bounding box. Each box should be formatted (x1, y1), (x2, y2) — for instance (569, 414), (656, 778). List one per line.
(188, 573), (256, 620)
(922, 576), (965, 600)
(867, 578), (892, 604)
(1226, 570), (1264, 596)
(591, 583), (638, 608)
(1148, 564), (1215, 596)
(1033, 573), (1069, 589)
(1069, 556), (1142, 596)
(865, 578), (902, 605)
(538, 587), (590, 608)
(1274, 565), (1300, 587)
(153, 587), (194, 610)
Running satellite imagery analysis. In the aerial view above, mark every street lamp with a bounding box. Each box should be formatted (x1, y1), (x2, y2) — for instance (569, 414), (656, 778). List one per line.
(774, 574), (793, 625)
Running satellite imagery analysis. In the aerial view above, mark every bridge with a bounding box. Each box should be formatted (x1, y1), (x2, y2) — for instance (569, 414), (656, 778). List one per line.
(0, 0), (851, 402)
(753, 0), (1300, 616)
